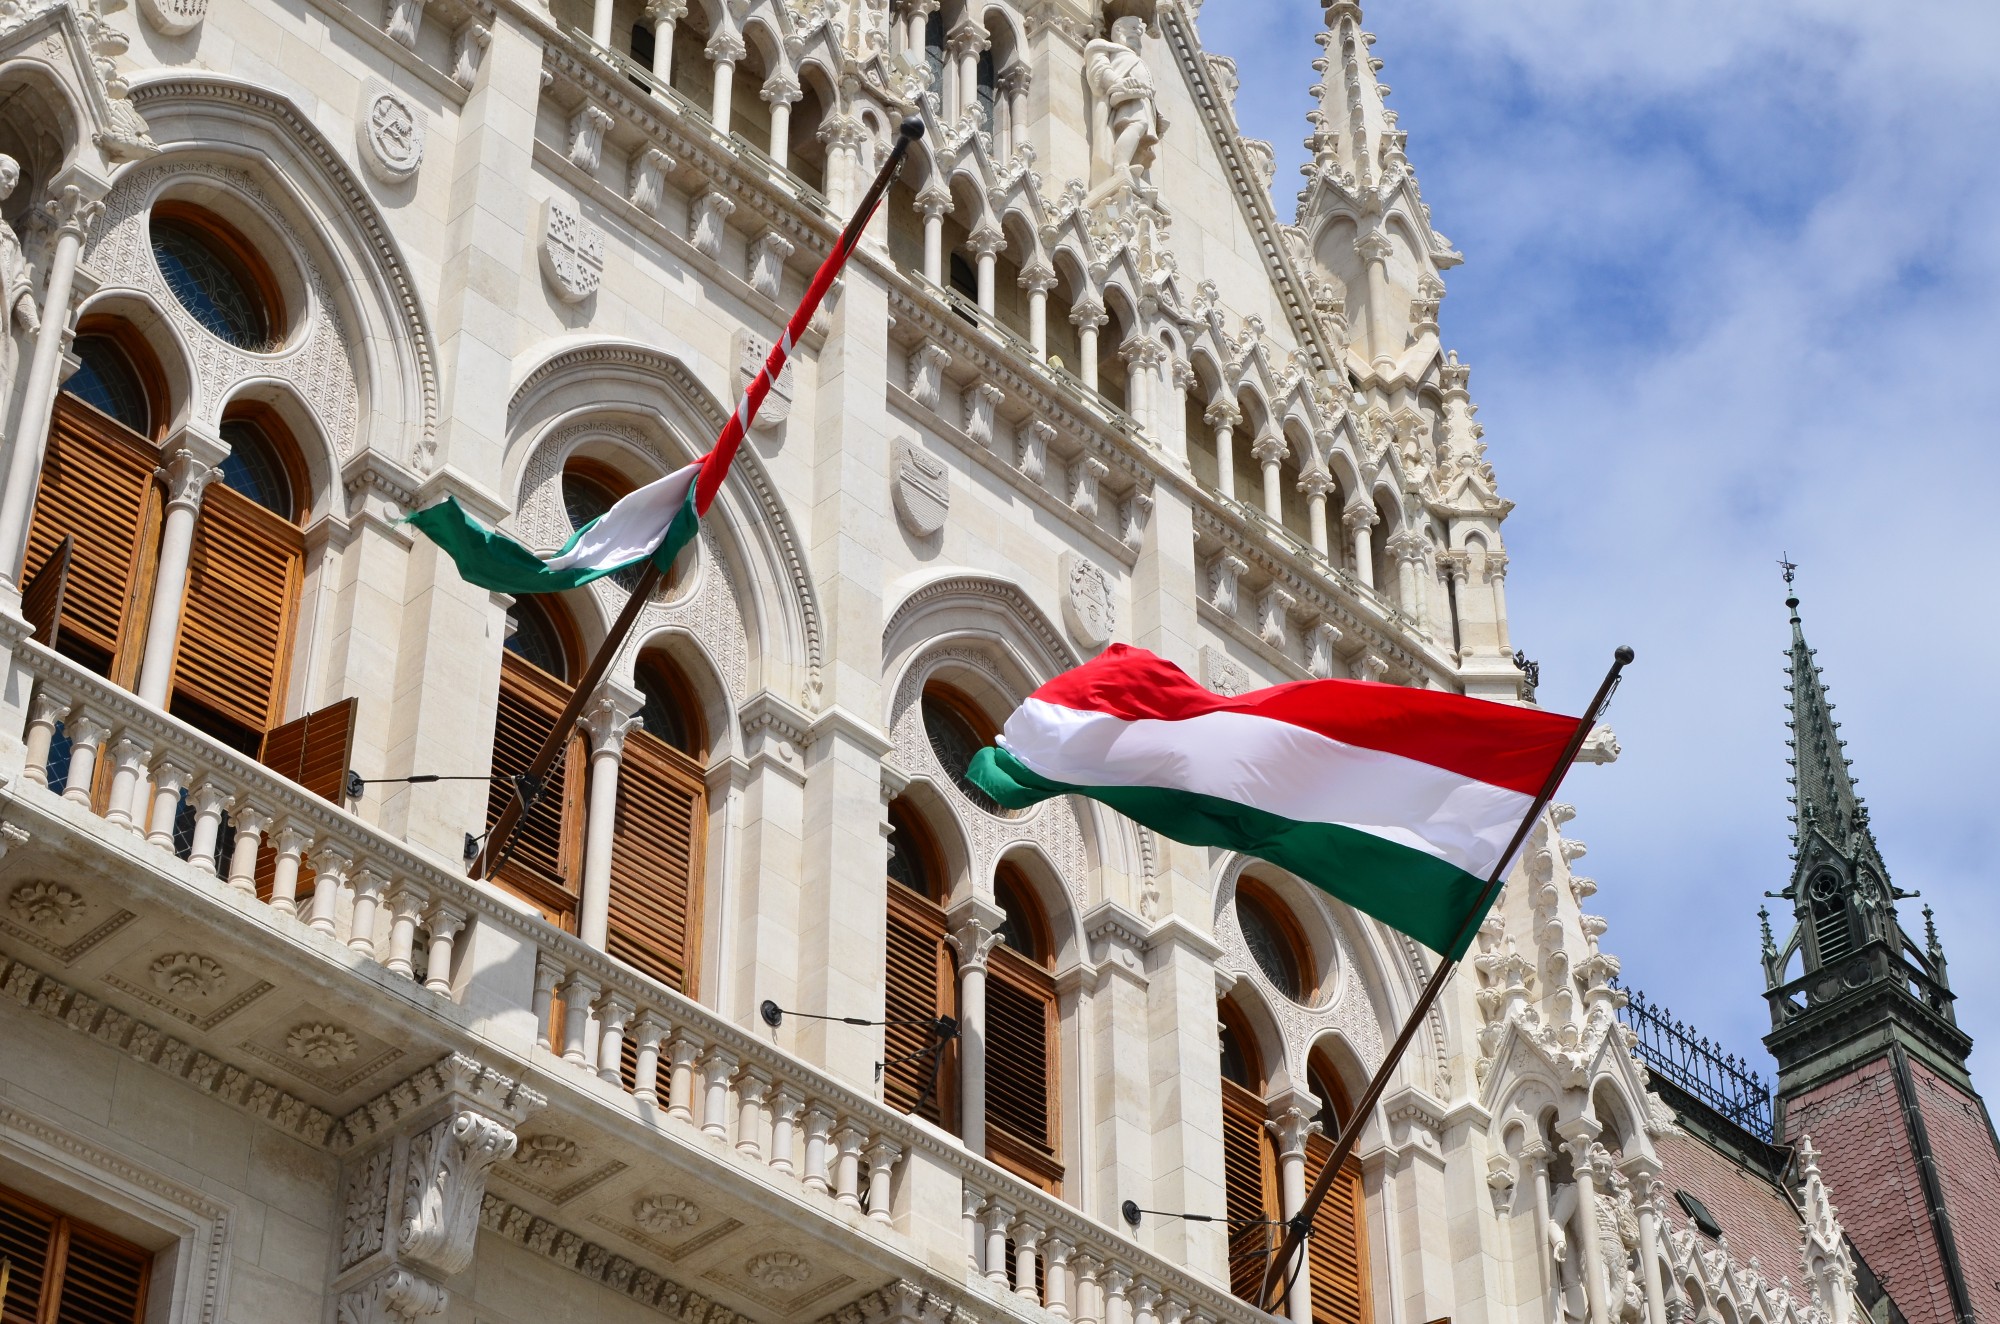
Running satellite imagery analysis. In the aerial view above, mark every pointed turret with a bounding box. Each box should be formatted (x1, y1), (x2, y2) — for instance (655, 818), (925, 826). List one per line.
(1302, 1), (1401, 201)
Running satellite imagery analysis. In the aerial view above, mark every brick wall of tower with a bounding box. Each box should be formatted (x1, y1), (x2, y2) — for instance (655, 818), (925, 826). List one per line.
(1786, 1059), (1954, 1324)
(1909, 1059), (2000, 1323)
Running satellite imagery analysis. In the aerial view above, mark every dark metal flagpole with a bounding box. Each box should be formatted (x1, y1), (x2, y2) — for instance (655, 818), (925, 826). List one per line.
(472, 117), (926, 882)
(1255, 646), (1635, 1316)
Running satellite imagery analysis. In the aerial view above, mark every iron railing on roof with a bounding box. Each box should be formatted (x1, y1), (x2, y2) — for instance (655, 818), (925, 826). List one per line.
(1616, 984), (1775, 1142)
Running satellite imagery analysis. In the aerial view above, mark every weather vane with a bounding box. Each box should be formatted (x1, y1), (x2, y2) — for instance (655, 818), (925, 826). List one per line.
(1778, 553), (1797, 587)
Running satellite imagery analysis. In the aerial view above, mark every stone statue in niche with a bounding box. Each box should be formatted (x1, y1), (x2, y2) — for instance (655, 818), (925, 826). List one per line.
(1083, 17), (1167, 205)
(0, 155), (42, 412)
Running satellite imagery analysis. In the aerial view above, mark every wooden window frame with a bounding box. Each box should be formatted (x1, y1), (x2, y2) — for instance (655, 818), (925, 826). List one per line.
(217, 401), (311, 525)
(887, 800), (949, 905)
(1236, 874), (1317, 1003)
(507, 593), (584, 687)
(992, 862), (1053, 967)
(1218, 994), (1268, 1093)
(634, 649), (708, 761)
(1304, 1055), (1372, 1324)
(149, 200), (287, 347)
(985, 939), (1064, 1192)
(884, 803), (959, 1131)
(67, 318), (169, 443)
(0, 1181), (152, 1324)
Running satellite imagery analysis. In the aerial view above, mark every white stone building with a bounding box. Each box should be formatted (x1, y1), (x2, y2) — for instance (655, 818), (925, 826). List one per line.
(0, 2), (1880, 1323)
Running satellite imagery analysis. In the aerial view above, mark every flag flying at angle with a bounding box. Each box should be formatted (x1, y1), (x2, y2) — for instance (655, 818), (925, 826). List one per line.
(965, 644), (1580, 958)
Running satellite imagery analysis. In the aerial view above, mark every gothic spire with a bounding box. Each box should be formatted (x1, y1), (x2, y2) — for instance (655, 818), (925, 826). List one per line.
(1782, 573), (1875, 861)
(1302, 1), (1404, 204)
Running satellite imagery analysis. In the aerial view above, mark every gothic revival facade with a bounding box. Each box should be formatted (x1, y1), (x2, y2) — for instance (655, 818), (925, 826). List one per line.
(0, 2), (1880, 1324)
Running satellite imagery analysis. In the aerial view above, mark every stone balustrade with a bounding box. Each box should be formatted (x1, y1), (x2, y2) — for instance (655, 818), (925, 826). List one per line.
(1, 635), (1268, 1324)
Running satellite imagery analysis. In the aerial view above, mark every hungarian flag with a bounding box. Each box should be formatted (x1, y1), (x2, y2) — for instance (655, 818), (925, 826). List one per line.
(966, 644), (1580, 956)
(405, 460), (703, 596)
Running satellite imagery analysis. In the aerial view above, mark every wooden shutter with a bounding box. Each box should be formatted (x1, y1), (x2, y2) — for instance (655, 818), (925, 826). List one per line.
(605, 729), (706, 994)
(1222, 1078), (1280, 1304)
(985, 944), (1064, 1191)
(259, 698), (357, 801)
(22, 399), (160, 682)
(21, 534), (73, 649)
(0, 1185), (149, 1324)
(1304, 1132), (1370, 1324)
(486, 654), (582, 927)
(172, 482), (303, 744)
(884, 883), (954, 1127)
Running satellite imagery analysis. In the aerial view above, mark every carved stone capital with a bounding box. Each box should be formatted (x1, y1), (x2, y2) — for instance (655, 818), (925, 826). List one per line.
(1204, 398), (1242, 430)
(398, 1110), (518, 1277)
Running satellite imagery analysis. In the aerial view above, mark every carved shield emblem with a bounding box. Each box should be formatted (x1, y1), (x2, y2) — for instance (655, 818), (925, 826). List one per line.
(1060, 552), (1116, 650)
(892, 438), (948, 537)
(360, 82), (425, 183)
(734, 330), (794, 430)
(539, 197), (603, 305)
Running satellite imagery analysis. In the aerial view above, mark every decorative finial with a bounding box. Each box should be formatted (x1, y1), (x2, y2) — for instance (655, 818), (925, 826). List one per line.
(1759, 905), (1775, 954)
(1779, 553), (1801, 620)
(1924, 904), (1941, 954)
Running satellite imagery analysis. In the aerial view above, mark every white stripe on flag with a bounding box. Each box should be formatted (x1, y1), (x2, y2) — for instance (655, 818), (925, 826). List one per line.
(998, 698), (1531, 877)
(545, 461), (700, 572)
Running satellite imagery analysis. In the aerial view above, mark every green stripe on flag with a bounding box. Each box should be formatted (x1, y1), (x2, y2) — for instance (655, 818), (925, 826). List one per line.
(404, 479), (699, 597)
(968, 745), (1491, 957)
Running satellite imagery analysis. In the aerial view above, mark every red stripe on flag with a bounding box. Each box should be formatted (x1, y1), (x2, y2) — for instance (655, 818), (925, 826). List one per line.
(1026, 644), (1578, 796)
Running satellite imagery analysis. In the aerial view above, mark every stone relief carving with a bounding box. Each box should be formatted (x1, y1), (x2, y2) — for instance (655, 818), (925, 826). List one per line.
(745, 1251), (812, 1291)
(1059, 551), (1116, 651)
(138, 0), (209, 35)
(341, 1146), (393, 1270)
(540, 196), (605, 304)
(889, 648), (1088, 909)
(734, 329), (793, 430)
(1083, 16), (1167, 204)
(9, 880), (84, 932)
(0, 155), (40, 415)
(632, 1194), (700, 1234)
(1213, 865), (1385, 1078)
(359, 81), (425, 184)
(1199, 645), (1249, 697)
(148, 952), (228, 998)
(84, 160), (360, 456)
(512, 1133), (583, 1176)
(288, 1022), (362, 1068)
(891, 437), (949, 537)
(399, 1111), (518, 1277)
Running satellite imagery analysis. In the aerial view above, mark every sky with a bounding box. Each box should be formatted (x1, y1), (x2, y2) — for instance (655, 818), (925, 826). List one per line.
(1194, 0), (2000, 1093)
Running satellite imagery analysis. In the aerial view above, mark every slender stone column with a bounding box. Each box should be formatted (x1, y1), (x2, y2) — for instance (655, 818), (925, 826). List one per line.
(1345, 502), (1379, 589)
(1075, 307), (1106, 391)
(947, 898), (1003, 1157)
(1022, 264), (1056, 359)
(577, 681), (643, 950)
(1299, 470), (1333, 556)
(969, 221), (1003, 316)
(1355, 229), (1396, 365)
(708, 28), (744, 128)
(947, 23), (989, 123)
(135, 426), (230, 708)
(1252, 434), (1288, 523)
(1268, 1099), (1320, 1324)
(917, 185), (950, 286)
(590, 0), (613, 46)
(1558, 1123), (1609, 1324)
(644, 0), (684, 79)
(1523, 1139), (1558, 1324)
(1206, 400), (1242, 499)
(1623, 1160), (1669, 1324)
(0, 179), (108, 587)
(766, 77), (800, 167)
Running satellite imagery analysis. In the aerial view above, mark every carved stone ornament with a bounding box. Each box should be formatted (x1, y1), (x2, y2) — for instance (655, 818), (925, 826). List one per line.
(733, 329), (793, 429)
(1200, 645), (1251, 697)
(539, 196), (605, 305)
(137, 0), (208, 35)
(891, 437), (948, 537)
(340, 1147), (393, 1270)
(399, 1111), (518, 1277)
(633, 1193), (700, 1234)
(511, 1133), (582, 1176)
(288, 1022), (362, 1068)
(149, 952), (227, 998)
(1059, 552), (1116, 651)
(8, 881), (84, 932)
(336, 1266), (448, 1324)
(359, 81), (425, 184)
(745, 1251), (812, 1291)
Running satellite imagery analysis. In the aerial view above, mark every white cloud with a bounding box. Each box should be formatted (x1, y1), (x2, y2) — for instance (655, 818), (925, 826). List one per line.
(1197, 0), (2000, 1083)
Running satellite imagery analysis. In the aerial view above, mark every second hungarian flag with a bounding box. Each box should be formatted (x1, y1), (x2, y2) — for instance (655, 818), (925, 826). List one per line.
(966, 644), (1580, 957)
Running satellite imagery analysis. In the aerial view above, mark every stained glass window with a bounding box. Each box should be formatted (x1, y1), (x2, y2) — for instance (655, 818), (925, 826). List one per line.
(923, 690), (1009, 816)
(563, 467), (646, 590)
(65, 334), (150, 434)
(152, 215), (269, 348)
(505, 597), (569, 679)
(218, 419), (294, 518)
(1238, 887), (1305, 1001)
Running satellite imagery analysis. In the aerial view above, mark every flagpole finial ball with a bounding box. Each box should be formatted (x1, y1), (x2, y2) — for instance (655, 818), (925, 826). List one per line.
(1615, 645), (1635, 665)
(899, 116), (926, 142)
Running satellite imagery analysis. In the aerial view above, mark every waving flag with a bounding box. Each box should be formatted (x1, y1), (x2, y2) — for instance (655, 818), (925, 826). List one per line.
(966, 644), (1580, 956)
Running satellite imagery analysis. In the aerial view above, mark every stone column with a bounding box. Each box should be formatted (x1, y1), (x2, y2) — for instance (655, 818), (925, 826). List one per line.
(590, 0), (613, 46)
(1268, 1097), (1321, 1324)
(708, 26), (745, 129)
(766, 76), (800, 167)
(1075, 305), (1106, 391)
(1251, 434), (1288, 523)
(644, 0), (684, 79)
(1299, 469), (1333, 557)
(917, 183), (951, 287)
(1000, 66), (1032, 156)
(0, 178), (107, 587)
(969, 221), (1003, 316)
(947, 898), (1003, 1157)
(1345, 503), (1379, 589)
(1557, 1123), (1608, 1324)
(1355, 229), (1396, 366)
(947, 22), (990, 124)
(134, 426), (230, 708)
(1624, 1159), (1668, 1324)
(1022, 264), (1057, 359)
(1206, 399), (1242, 500)
(1523, 1139), (1558, 1324)
(1122, 339), (1162, 434)
(577, 681), (643, 951)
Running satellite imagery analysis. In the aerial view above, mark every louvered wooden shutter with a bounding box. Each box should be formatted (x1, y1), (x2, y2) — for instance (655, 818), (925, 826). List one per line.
(22, 399), (159, 682)
(21, 534), (74, 649)
(1304, 1132), (1370, 1324)
(0, 1185), (149, 1324)
(486, 654), (582, 927)
(605, 728), (705, 993)
(985, 944), (1063, 1190)
(259, 698), (357, 801)
(1222, 1078), (1280, 1304)
(884, 883), (953, 1127)
(172, 482), (303, 745)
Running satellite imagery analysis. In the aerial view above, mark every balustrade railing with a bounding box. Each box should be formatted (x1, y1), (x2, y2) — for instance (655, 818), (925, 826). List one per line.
(2, 635), (1265, 1324)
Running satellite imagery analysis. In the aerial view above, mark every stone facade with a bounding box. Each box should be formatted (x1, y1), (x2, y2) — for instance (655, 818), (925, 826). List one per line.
(0, 2), (1870, 1324)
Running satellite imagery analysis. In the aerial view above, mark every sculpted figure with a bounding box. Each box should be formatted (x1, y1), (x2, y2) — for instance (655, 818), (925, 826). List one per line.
(1084, 16), (1166, 201)
(0, 155), (43, 412)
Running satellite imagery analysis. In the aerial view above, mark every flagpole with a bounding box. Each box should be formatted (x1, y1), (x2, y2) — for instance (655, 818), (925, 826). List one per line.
(1255, 646), (1634, 1315)
(472, 116), (926, 882)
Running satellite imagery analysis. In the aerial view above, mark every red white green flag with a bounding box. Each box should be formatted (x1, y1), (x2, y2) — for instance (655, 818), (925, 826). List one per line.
(965, 644), (1580, 957)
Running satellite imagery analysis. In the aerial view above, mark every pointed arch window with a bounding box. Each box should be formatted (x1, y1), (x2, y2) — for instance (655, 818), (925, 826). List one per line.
(923, 10), (945, 93)
(975, 47), (997, 137)
(884, 799), (959, 1130)
(1305, 1056), (1372, 1324)
(65, 334), (152, 435)
(1809, 872), (1854, 965)
(608, 649), (708, 994)
(1218, 998), (1282, 1304)
(987, 862), (1063, 1191)
(487, 595), (587, 928)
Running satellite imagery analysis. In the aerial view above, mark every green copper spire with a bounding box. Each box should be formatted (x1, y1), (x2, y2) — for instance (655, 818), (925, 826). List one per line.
(1782, 576), (1882, 886)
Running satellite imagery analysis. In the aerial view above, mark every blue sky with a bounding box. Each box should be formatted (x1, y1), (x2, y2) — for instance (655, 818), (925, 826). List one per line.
(1195, 1), (2000, 1091)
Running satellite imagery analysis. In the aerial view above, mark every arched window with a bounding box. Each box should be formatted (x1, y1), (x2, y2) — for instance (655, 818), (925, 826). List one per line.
(561, 458), (648, 591)
(988, 862), (1062, 1191)
(1810, 873), (1853, 965)
(1237, 876), (1314, 1003)
(1219, 998), (1281, 1303)
(922, 684), (1009, 815)
(1306, 1055), (1372, 1324)
(487, 594), (587, 928)
(884, 799), (958, 1130)
(150, 203), (282, 350)
(975, 48), (997, 136)
(923, 10), (945, 94)
(64, 333), (152, 435)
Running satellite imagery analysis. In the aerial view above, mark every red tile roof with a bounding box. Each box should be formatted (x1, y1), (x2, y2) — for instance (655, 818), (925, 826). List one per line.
(1907, 1059), (2000, 1324)
(1653, 1127), (1802, 1288)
